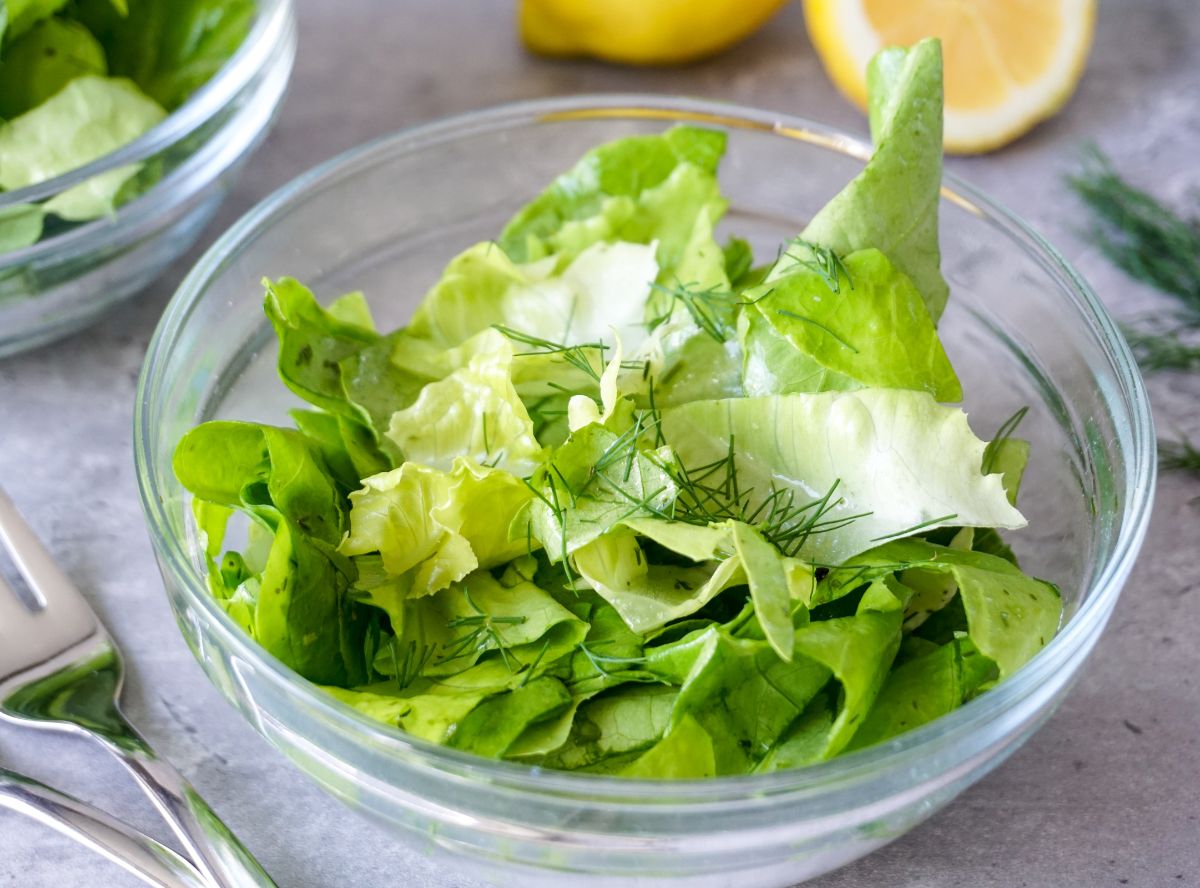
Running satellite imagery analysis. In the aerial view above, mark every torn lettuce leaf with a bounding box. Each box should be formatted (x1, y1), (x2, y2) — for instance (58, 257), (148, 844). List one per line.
(72, 0), (255, 110)
(741, 248), (961, 401)
(0, 203), (45, 251)
(829, 538), (1061, 678)
(0, 17), (108, 119)
(385, 332), (545, 476)
(498, 125), (727, 278)
(528, 422), (677, 561)
(409, 239), (658, 353)
(776, 39), (949, 321)
(338, 458), (534, 622)
(0, 75), (165, 220)
(660, 389), (1026, 564)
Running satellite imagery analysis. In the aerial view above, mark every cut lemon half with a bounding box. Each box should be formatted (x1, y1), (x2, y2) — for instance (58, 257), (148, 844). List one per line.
(804, 0), (1096, 153)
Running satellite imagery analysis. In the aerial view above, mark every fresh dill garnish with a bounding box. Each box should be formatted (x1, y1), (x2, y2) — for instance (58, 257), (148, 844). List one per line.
(777, 239), (853, 294)
(576, 641), (645, 677)
(1068, 149), (1200, 475)
(869, 514), (958, 543)
(520, 638), (552, 687)
(493, 324), (606, 381)
(443, 586), (528, 672)
(664, 436), (870, 557)
(775, 309), (859, 353)
(982, 406), (1029, 474)
(389, 638), (435, 691)
(647, 280), (737, 342)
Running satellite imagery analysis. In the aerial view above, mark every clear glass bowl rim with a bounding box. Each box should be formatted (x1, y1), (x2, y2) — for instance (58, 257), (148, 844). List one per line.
(134, 93), (1156, 804)
(0, 0), (293, 267)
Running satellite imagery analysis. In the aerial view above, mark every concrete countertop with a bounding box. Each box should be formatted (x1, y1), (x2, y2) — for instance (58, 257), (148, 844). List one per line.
(1, 1), (1197, 885)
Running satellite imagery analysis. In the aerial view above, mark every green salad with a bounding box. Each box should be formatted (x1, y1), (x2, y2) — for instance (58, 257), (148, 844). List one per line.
(0, 0), (254, 251)
(175, 39), (1062, 777)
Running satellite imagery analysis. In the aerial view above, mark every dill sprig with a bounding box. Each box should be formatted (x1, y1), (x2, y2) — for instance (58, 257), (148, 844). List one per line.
(519, 639), (552, 687)
(1159, 438), (1200, 473)
(1121, 323), (1200, 372)
(775, 309), (859, 353)
(493, 324), (606, 381)
(982, 406), (1029, 474)
(443, 587), (527, 672)
(647, 280), (738, 342)
(665, 434), (870, 557)
(1068, 149), (1200, 312)
(389, 638), (436, 691)
(576, 641), (646, 678)
(1069, 150), (1200, 476)
(776, 239), (853, 294)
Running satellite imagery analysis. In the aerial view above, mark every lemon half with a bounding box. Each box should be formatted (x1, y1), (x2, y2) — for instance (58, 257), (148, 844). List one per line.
(804, 0), (1096, 153)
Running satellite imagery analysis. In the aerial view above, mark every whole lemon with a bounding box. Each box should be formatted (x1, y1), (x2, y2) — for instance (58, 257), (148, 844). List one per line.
(521, 0), (791, 66)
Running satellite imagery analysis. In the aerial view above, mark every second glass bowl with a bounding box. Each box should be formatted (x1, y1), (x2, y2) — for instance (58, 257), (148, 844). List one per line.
(0, 0), (296, 357)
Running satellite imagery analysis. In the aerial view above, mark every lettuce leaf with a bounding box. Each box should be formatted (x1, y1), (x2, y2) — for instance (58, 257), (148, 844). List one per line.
(173, 421), (371, 685)
(660, 390), (1025, 564)
(408, 239), (658, 352)
(0, 75), (165, 220)
(0, 17), (107, 118)
(0, 203), (45, 250)
(741, 248), (960, 400)
(529, 423), (677, 561)
(777, 39), (949, 320)
(1, 0), (70, 44)
(836, 539), (1061, 678)
(73, 0), (255, 110)
(541, 683), (678, 772)
(846, 639), (967, 750)
(381, 570), (587, 678)
(572, 522), (744, 634)
(385, 332), (545, 475)
(648, 626), (831, 774)
(448, 677), (574, 757)
(338, 458), (534, 622)
(498, 125), (726, 278)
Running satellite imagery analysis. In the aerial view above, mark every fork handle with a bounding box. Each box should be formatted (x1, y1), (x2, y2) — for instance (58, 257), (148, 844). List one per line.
(0, 768), (208, 888)
(108, 734), (277, 888)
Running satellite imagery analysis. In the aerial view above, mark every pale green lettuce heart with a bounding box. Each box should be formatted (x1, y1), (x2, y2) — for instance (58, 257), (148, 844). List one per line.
(386, 333), (545, 476)
(408, 239), (658, 353)
(339, 457), (534, 623)
(498, 125), (727, 275)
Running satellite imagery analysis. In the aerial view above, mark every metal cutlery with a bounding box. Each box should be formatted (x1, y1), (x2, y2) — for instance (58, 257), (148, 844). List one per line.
(1, 765), (207, 888)
(0, 486), (276, 888)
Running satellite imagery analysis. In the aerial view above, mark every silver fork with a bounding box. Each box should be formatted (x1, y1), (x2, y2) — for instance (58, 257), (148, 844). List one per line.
(1, 765), (207, 888)
(0, 486), (276, 888)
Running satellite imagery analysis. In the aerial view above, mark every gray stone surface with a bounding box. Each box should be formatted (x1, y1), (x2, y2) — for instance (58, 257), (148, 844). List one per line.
(1, 1), (1197, 885)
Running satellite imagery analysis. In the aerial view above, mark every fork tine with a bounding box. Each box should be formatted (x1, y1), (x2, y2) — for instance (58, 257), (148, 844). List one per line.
(0, 568), (36, 626)
(0, 486), (87, 614)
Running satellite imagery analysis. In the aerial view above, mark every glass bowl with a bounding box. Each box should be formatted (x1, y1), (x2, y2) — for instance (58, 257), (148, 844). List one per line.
(0, 0), (296, 358)
(134, 96), (1155, 887)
